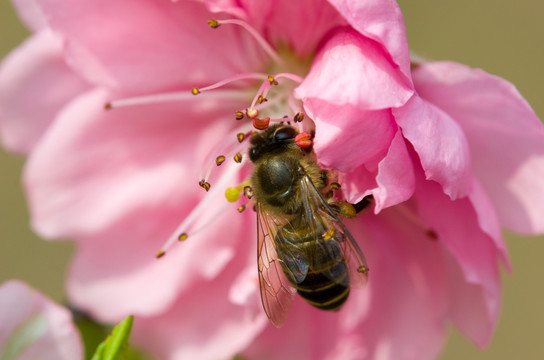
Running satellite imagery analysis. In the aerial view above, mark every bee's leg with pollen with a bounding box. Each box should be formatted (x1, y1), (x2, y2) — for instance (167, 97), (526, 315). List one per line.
(327, 200), (358, 219)
(326, 181), (373, 218)
(330, 195), (374, 218)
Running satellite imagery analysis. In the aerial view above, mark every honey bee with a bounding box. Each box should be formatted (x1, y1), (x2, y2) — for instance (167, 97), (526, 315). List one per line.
(249, 124), (370, 327)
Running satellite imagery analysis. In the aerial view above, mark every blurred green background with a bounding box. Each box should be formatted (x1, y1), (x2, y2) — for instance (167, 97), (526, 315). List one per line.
(1, 1), (543, 359)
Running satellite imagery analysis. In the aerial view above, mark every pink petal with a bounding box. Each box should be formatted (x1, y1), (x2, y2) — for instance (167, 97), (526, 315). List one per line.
(372, 129), (415, 211)
(0, 30), (89, 154)
(339, 129), (415, 212)
(23, 88), (245, 238)
(22, 88), (251, 318)
(67, 203), (250, 320)
(393, 95), (472, 199)
(37, 0), (263, 91)
(310, 102), (396, 173)
(223, 0), (348, 57)
(0, 280), (83, 360)
(326, 0), (412, 82)
(297, 30), (413, 111)
(413, 61), (544, 234)
(468, 179), (510, 271)
(131, 251), (267, 360)
(413, 173), (503, 346)
(12, 0), (46, 31)
(342, 210), (448, 360)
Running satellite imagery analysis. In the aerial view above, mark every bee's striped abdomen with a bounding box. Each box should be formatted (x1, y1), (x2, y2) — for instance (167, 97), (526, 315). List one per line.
(276, 217), (352, 311)
(295, 270), (350, 310)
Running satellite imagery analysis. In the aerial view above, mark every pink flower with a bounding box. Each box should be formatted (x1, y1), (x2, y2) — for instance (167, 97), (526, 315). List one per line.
(2, 0), (544, 359)
(0, 280), (83, 359)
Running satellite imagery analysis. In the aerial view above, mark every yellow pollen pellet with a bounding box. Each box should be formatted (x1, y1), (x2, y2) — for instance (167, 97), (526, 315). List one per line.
(234, 152), (243, 163)
(225, 187), (241, 202)
(178, 233), (188, 241)
(216, 155), (226, 166)
(191, 88), (200, 95)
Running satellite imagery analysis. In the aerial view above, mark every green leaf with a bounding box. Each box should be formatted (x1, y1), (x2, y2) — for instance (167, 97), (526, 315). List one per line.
(91, 315), (134, 360)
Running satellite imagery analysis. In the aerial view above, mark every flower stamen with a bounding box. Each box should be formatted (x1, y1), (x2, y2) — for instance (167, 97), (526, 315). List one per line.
(156, 162), (241, 257)
(275, 73), (304, 84)
(216, 155), (226, 166)
(105, 89), (251, 109)
(208, 19), (283, 64)
(192, 73), (268, 94)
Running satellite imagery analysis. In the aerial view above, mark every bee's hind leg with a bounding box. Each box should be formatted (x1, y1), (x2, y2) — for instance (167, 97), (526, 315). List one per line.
(327, 195), (374, 219)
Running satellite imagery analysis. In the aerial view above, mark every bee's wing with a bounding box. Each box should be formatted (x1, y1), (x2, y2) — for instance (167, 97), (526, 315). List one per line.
(257, 203), (297, 328)
(299, 175), (370, 289)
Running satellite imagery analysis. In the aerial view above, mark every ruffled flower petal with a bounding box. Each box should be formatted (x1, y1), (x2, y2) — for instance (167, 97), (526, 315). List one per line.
(0, 280), (83, 360)
(339, 129), (415, 213)
(310, 104), (396, 172)
(0, 30), (89, 154)
(413, 61), (544, 234)
(297, 30), (413, 111)
(393, 95), (472, 199)
(326, 0), (412, 82)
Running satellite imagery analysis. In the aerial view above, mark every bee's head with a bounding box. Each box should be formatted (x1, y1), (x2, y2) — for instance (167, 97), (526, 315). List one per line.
(249, 124), (298, 162)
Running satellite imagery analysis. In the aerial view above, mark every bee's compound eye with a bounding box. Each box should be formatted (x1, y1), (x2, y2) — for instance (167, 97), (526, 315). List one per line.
(274, 127), (297, 142)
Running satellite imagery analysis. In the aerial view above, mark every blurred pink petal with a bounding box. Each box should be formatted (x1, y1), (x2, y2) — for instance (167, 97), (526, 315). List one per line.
(0, 280), (83, 360)
(131, 248), (267, 360)
(67, 192), (249, 320)
(0, 30), (89, 154)
(12, 0), (46, 31)
(413, 61), (544, 234)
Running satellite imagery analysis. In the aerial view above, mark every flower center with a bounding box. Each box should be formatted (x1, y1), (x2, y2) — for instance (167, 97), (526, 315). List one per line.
(106, 17), (314, 258)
